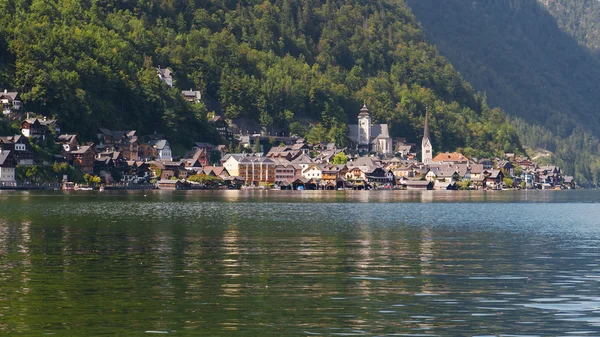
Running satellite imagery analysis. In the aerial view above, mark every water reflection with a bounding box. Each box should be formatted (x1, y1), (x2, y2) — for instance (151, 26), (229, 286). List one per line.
(0, 191), (599, 335)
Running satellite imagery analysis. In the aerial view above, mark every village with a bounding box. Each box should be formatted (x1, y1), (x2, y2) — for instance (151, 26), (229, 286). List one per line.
(0, 68), (574, 191)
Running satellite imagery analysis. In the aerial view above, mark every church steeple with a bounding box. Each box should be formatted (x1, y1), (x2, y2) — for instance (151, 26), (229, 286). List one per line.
(423, 111), (430, 144)
(422, 111), (433, 165)
(357, 104), (371, 148)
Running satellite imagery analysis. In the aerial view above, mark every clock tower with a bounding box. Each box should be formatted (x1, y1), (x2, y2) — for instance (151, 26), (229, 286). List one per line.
(358, 104), (371, 148)
(422, 111), (433, 165)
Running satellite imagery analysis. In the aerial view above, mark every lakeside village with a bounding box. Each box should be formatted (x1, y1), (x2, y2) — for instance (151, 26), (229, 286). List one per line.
(0, 86), (574, 191)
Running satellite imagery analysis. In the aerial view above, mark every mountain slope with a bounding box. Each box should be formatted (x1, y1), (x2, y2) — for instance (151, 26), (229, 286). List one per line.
(538, 0), (600, 55)
(0, 0), (522, 157)
(406, 0), (600, 184)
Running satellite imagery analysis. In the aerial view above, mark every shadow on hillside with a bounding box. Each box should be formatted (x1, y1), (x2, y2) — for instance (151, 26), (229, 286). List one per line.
(406, 0), (600, 138)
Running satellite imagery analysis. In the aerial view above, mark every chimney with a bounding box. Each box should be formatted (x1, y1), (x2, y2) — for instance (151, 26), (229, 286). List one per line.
(43, 116), (47, 122)
(26, 112), (29, 119)
(3, 89), (6, 94)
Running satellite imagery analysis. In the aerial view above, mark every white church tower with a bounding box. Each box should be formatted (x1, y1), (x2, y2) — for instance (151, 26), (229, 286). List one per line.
(357, 104), (371, 151)
(422, 111), (433, 165)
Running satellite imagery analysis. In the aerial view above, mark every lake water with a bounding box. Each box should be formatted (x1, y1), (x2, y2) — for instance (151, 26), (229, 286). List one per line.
(1, 190), (600, 336)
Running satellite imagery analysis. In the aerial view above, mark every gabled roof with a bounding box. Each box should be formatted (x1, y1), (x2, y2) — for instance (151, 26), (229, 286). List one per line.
(0, 150), (13, 166)
(292, 153), (314, 164)
(71, 145), (94, 154)
(0, 91), (18, 101)
(432, 152), (468, 163)
(149, 139), (169, 150)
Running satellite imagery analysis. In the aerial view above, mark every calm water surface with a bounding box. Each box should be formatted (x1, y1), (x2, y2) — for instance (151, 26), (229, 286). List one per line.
(1, 190), (600, 336)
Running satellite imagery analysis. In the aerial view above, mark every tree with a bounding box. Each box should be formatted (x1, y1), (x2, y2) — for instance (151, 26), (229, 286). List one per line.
(503, 178), (514, 188)
(253, 139), (261, 153)
(457, 179), (471, 190)
(332, 152), (348, 164)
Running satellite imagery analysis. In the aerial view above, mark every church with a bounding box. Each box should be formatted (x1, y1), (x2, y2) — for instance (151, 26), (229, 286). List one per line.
(348, 105), (393, 154)
(422, 111), (433, 165)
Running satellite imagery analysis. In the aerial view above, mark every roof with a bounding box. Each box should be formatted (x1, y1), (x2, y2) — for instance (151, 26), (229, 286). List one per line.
(469, 164), (485, 174)
(149, 139), (169, 150)
(182, 90), (201, 97)
(0, 150), (13, 166)
(423, 111), (430, 144)
(71, 145), (94, 154)
(432, 152), (468, 163)
(57, 134), (77, 143)
(0, 91), (18, 100)
(292, 154), (314, 164)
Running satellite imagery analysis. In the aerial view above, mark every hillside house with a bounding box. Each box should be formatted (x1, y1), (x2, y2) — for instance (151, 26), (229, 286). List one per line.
(0, 149), (17, 184)
(0, 90), (22, 115)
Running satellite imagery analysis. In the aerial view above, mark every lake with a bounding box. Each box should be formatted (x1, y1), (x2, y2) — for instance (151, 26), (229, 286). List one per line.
(1, 190), (600, 336)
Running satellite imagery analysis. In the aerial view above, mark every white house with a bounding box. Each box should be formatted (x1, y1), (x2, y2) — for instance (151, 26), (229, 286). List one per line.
(0, 150), (17, 184)
(302, 164), (322, 180)
(150, 139), (172, 161)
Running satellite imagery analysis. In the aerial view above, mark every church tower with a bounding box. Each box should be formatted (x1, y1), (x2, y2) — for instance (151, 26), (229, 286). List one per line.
(422, 111), (433, 165)
(357, 105), (371, 150)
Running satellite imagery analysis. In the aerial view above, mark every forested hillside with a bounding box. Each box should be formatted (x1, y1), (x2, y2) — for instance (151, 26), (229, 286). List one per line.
(538, 0), (600, 55)
(0, 0), (523, 158)
(407, 0), (600, 184)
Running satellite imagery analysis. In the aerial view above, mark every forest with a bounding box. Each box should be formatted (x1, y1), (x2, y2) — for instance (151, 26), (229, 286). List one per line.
(407, 0), (600, 185)
(0, 0), (527, 160)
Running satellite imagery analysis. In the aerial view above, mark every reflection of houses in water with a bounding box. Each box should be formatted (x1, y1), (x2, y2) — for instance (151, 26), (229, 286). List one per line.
(221, 227), (244, 298)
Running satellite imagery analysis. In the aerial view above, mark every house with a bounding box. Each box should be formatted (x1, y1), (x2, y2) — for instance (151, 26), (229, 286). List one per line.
(479, 158), (494, 170)
(302, 163), (323, 180)
(320, 164), (348, 189)
(274, 160), (302, 183)
(21, 117), (59, 139)
(464, 164), (485, 181)
(209, 116), (233, 141)
(160, 161), (186, 180)
(365, 167), (394, 185)
(123, 161), (151, 183)
(0, 149), (17, 184)
(221, 153), (262, 177)
(292, 153), (314, 172)
(69, 145), (97, 174)
(182, 89), (202, 103)
(96, 129), (139, 160)
(436, 168), (459, 184)
(267, 145), (302, 161)
(497, 160), (515, 176)
(157, 66), (173, 87)
(158, 179), (189, 190)
(432, 152), (469, 165)
(484, 170), (505, 189)
(348, 105), (393, 154)
(404, 179), (434, 190)
(56, 134), (78, 153)
(0, 90), (22, 114)
(149, 139), (172, 161)
(184, 148), (209, 167)
(238, 156), (276, 186)
(0, 135), (35, 165)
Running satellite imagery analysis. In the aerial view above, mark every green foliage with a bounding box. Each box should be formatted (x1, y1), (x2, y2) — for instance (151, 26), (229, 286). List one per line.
(0, 0), (525, 159)
(16, 162), (83, 184)
(83, 174), (101, 186)
(503, 178), (514, 189)
(457, 179), (471, 190)
(331, 152), (348, 165)
(187, 174), (222, 186)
